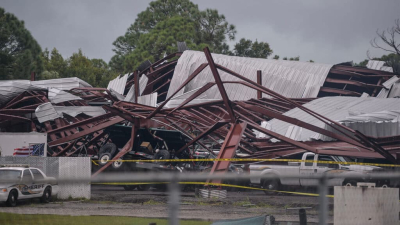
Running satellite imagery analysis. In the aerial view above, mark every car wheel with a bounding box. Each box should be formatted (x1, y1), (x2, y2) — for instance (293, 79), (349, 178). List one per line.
(123, 185), (136, 191)
(154, 150), (170, 164)
(98, 153), (111, 166)
(112, 158), (123, 169)
(262, 179), (280, 195)
(40, 187), (52, 203)
(6, 190), (18, 207)
(343, 180), (357, 187)
(137, 184), (151, 191)
(99, 143), (117, 157)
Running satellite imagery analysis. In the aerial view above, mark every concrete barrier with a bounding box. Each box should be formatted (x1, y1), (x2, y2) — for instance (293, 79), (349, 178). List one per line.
(334, 186), (399, 225)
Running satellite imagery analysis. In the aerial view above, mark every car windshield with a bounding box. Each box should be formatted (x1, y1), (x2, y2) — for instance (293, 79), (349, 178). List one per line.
(0, 170), (21, 180)
(336, 156), (353, 162)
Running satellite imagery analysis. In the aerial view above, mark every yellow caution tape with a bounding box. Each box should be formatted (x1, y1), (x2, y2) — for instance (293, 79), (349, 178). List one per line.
(93, 158), (400, 168)
(93, 181), (334, 198)
(91, 160), (99, 166)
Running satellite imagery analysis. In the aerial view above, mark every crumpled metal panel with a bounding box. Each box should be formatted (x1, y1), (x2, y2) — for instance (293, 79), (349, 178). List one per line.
(321, 110), (400, 139)
(32, 77), (92, 90)
(35, 102), (106, 123)
(124, 75), (148, 102)
(48, 88), (83, 104)
(0, 80), (46, 105)
(107, 74), (128, 95)
(367, 60), (394, 72)
(167, 50), (333, 101)
(268, 97), (400, 142)
(137, 93), (158, 107)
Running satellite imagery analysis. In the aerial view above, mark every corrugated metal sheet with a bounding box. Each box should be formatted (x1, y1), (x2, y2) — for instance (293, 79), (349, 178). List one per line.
(167, 50), (333, 101)
(388, 82), (400, 98)
(366, 60), (393, 72)
(124, 75), (149, 102)
(137, 93), (158, 107)
(48, 88), (83, 104)
(35, 103), (106, 123)
(376, 76), (400, 98)
(0, 80), (46, 105)
(268, 97), (400, 142)
(107, 74), (129, 95)
(0, 78), (92, 106)
(325, 109), (400, 138)
(32, 77), (92, 90)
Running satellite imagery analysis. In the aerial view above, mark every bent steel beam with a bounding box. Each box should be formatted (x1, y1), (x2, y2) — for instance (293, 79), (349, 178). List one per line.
(203, 47), (236, 123)
(207, 121), (247, 184)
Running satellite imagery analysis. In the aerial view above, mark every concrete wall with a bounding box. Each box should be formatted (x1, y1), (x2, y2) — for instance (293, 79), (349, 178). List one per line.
(0, 132), (47, 156)
(334, 186), (399, 225)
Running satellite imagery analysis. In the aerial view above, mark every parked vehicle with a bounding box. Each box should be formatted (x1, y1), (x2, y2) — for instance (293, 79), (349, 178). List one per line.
(96, 125), (191, 169)
(0, 165), (58, 207)
(247, 152), (386, 193)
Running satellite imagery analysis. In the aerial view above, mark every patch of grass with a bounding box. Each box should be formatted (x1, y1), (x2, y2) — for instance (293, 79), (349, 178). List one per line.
(0, 213), (211, 225)
(232, 197), (251, 206)
(196, 201), (223, 206)
(143, 199), (162, 205)
(256, 202), (273, 208)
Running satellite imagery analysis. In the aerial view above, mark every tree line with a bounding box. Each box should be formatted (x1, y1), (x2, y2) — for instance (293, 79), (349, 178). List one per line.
(1, 1), (399, 87)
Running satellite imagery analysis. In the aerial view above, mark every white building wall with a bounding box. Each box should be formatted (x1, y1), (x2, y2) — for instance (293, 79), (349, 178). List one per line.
(0, 132), (47, 156)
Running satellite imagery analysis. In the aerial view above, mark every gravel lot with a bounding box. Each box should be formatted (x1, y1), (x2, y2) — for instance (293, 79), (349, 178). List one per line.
(0, 185), (333, 223)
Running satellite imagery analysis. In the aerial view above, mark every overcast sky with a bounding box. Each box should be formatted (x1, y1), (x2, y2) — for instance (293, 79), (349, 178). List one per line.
(1, 0), (399, 64)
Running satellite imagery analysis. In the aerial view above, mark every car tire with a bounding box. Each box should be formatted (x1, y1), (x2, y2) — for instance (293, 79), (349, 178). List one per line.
(40, 187), (52, 203)
(137, 184), (151, 191)
(98, 153), (112, 166)
(154, 150), (170, 165)
(123, 185), (136, 191)
(99, 143), (117, 157)
(343, 180), (357, 187)
(262, 178), (280, 195)
(112, 158), (123, 169)
(6, 190), (17, 207)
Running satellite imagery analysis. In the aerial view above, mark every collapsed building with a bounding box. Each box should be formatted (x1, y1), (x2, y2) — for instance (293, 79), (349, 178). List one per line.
(0, 46), (399, 178)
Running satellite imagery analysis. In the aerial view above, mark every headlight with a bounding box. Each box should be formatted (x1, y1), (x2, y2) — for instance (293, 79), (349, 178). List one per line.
(1, 189), (7, 192)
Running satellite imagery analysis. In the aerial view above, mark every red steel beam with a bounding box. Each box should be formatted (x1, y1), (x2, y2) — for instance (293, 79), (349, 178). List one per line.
(203, 47), (236, 123)
(207, 121), (247, 184)
(48, 117), (125, 146)
(257, 70), (262, 99)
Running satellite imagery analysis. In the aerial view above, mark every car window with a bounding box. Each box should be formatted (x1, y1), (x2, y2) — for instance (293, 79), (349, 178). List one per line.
(305, 154), (315, 166)
(31, 169), (44, 181)
(317, 155), (334, 167)
(0, 170), (21, 181)
(22, 169), (33, 183)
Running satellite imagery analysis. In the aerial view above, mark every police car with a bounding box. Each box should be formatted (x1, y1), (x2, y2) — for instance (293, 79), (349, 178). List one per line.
(0, 165), (58, 207)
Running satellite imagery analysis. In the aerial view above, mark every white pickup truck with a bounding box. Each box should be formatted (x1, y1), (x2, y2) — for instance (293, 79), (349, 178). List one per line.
(248, 152), (385, 192)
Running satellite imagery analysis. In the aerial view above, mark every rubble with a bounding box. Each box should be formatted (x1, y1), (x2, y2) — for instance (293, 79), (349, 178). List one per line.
(0, 46), (399, 178)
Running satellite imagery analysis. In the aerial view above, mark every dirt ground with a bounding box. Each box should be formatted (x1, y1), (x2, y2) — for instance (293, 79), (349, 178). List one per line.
(0, 185), (333, 224)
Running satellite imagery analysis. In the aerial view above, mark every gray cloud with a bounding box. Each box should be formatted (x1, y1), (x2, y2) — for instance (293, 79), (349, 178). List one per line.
(1, 0), (399, 64)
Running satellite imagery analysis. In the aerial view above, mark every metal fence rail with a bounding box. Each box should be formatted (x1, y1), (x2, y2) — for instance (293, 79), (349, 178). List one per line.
(2, 172), (398, 225)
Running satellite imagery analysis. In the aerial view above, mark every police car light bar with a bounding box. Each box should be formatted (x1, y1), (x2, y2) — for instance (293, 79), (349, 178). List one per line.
(0, 164), (29, 168)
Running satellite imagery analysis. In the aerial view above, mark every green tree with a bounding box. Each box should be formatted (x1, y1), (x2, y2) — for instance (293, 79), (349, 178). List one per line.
(282, 56), (300, 61)
(233, 38), (273, 58)
(123, 16), (207, 71)
(273, 55), (279, 60)
(111, 0), (236, 73)
(357, 54), (400, 73)
(0, 7), (43, 80)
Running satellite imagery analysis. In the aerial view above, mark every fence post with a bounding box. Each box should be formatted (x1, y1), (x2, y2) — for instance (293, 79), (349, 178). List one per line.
(318, 174), (328, 225)
(168, 174), (180, 225)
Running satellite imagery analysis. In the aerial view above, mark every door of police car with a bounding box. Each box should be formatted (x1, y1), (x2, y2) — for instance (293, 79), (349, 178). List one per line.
(19, 169), (34, 198)
(30, 169), (46, 197)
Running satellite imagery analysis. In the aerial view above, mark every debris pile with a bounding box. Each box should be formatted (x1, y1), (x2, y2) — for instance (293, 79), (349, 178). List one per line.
(0, 46), (399, 176)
